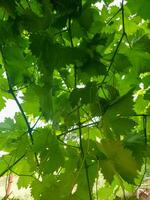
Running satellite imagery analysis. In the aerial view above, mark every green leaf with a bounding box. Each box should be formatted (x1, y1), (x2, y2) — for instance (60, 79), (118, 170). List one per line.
(0, 118), (15, 131)
(19, 9), (51, 32)
(71, 19), (84, 38)
(0, 130), (20, 151)
(0, 0), (149, 198)
(99, 139), (140, 183)
(144, 89), (150, 100)
(14, 113), (27, 131)
(22, 86), (40, 117)
(114, 53), (131, 73)
(124, 134), (147, 164)
(0, 20), (15, 44)
(109, 117), (136, 136)
(38, 85), (53, 120)
(102, 89), (136, 136)
(128, 50), (150, 74)
(3, 44), (28, 84)
(72, 164), (98, 200)
(98, 182), (116, 200)
(51, 0), (82, 17)
(100, 159), (115, 183)
(0, 0), (15, 16)
(142, 75), (150, 88)
(90, 97), (109, 116)
(33, 128), (64, 173)
(70, 82), (98, 107)
(134, 95), (149, 114)
(106, 89), (135, 117)
(31, 179), (43, 199)
(17, 175), (33, 189)
(128, 0), (150, 19)
(105, 85), (120, 101)
(80, 58), (107, 77)
(133, 35), (150, 53)
(30, 34), (85, 68)
(79, 7), (96, 30)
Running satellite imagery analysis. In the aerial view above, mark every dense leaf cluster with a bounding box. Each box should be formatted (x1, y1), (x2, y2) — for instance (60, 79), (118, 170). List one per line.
(0, 0), (150, 199)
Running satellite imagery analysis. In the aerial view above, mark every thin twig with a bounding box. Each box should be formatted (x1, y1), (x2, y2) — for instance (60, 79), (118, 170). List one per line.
(121, 0), (125, 33)
(68, 154), (86, 199)
(57, 137), (80, 149)
(9, 169), (36, 179)
(122, 114), (150, 117)
(101, 0), (127, 84)
(0, 154), (25, 177)
(58, 69), (72, 92)
(12, 85), (29, 92)
(106, 8), (122, 24)
(124, 33), (132, 49)
(57, 112), (150, 138)
(80, 114), (93, 200)
(1, 48), (39, 166)
(54, 28), (68, 36)
(101, 85), (108, 100)
(101, 33), (124, 84)
(135, 114), (148, 193)
(68, 17), (74, 48)
(68, 17), (77, 88)
(78, 109), (93, 200)
(31, 115), (42, 131)
(135, 158), (147, 193)
(81, 107), (100, 130)
(6, 73), (34, 144)
(68, 17), (93, 199)
(143, 115), (147, 145)
(121, 0), (132, 48)
(57, 120), (100, 138)
(116, 173), (126, 200)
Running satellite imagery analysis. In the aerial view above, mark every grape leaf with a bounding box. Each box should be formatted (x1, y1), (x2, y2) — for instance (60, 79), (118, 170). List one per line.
(128, 0), (150, 19)
(105, 88), (135, 118)
(3, 44), (28, 84)
(70, 82), (98, 107)
(0, 118), (15, 131)
(114, 53), (131, 73)
(99, 139), (140, 183)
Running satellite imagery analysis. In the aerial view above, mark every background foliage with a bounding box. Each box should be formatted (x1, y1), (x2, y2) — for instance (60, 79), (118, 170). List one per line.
(0, 0), (150, 199)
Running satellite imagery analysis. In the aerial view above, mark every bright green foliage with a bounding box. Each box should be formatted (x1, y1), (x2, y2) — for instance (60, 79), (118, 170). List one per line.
(99, 139), (139, 183)
(0, 0), (149, 199)
(128, 0), (150, 19)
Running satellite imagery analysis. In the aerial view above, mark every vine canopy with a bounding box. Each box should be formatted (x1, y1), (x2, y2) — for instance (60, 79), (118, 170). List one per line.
(0, 0), (150, 199)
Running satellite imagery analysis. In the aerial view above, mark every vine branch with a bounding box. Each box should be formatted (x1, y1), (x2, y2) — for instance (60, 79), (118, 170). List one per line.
(101, 0), (130, 84)
(57, 119), (99, 138)
(0, 154), (25, 177)
(143, 115), (147, 145)
(68, 17), (93, 200)
(1, 48), (39, 166)
(106, 8), (122, 24)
